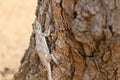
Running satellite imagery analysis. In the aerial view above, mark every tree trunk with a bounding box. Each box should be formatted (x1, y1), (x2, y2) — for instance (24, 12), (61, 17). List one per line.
(13, 0), (120, 80)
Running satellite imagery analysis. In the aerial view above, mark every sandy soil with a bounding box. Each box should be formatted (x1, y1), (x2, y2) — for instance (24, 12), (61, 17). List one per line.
(0, 0), (37, 80)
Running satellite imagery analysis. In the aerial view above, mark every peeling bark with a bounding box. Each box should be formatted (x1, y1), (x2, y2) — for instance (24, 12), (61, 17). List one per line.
(14, 0), (120, 80)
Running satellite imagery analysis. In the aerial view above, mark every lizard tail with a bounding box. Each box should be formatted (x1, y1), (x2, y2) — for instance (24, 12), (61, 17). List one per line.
(47, 63), (53, 80)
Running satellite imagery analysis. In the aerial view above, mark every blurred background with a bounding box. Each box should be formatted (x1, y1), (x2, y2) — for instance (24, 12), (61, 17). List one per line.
(0, 0), (37, 80)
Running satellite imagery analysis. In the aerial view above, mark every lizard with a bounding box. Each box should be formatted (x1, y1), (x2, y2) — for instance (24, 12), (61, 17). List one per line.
(32, 19), (60, 80)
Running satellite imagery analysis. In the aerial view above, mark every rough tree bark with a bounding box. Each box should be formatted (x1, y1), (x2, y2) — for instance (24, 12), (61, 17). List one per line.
(13, 0), (120, 80)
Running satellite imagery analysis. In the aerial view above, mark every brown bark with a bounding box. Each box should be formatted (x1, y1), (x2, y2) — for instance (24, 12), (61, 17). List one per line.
(13, 0), (120, 80)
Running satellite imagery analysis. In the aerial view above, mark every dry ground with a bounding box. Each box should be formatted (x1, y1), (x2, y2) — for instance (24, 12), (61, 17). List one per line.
(0, 0), (37, 80)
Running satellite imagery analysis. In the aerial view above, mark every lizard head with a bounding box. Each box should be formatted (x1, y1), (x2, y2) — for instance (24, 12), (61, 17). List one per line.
(32, 20), (42, 33)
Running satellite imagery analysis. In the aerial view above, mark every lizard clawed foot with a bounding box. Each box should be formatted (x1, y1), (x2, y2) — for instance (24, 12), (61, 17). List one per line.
(51, 54), (62, 65)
